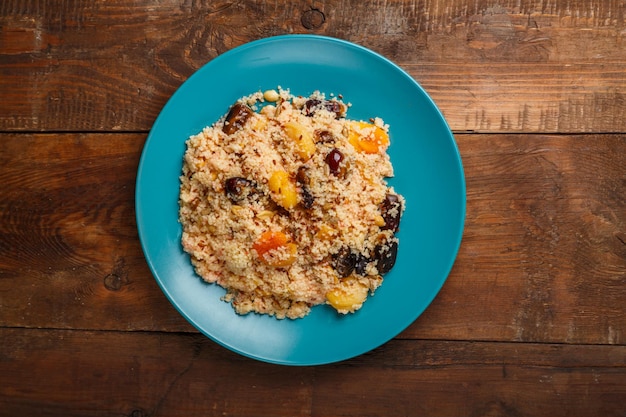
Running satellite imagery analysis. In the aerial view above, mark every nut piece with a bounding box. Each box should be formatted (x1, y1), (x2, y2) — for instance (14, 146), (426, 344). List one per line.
(263, 89), (280, 102)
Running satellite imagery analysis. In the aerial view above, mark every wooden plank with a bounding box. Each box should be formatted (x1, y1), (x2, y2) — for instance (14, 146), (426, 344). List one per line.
(1, 328), (625, 416)
(0, 133), (195, 332)
(401, 133), (626, 345)
(0, 328), (314, 416)
(1, 0), (625, 133)
(314, 338), (626, 417)
(1, 133), (624, 344)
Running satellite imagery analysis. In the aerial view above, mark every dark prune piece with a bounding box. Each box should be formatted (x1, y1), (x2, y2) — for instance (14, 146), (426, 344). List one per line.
(305, 99), (346, 118)
(300, 187), (314, 209)
(333, 247), (356, 278)
(224, 177), (257, 203)
(354, 253), (369, 276)
(304, 99), (321, 115)
(380, 193), (402, 232)
(222, 103), (253, 134)
(296, 166), (314, 208)
(296, 166), (310, 186)
(314, 129), (336, 143)
(325, 148), (344, 175)
(374, 239), (398, 274)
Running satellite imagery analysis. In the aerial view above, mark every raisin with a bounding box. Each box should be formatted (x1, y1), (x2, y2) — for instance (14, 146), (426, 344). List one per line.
(333, 247), (356, 278)
(325, 148), (344, 175)
(380, 193), (402, 232)
(224, 177), (257, 203)
(222, 103), (252, 134)
(374, 240), (398, 274)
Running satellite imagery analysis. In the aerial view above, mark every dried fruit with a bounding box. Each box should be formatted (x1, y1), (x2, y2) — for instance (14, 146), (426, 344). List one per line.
(305, 99), (346, 118)
(283, 121), (316, 160)
(374, 239), (398, 274)
(354, 253), (369, 276)
(295, 166), (310, 186)
(295, 166), (314, 208)
(325, 148), (344, 175)
(314, 129), (336, 143)
(224, 177), (257, 203)
(333, 247), (356, 278)
(300, 188), (314, 209)
(326, 278), (369, 313)
(253, 231), (298, 267)
(347, 121), (389, 154)
(380, 193), (402, 232)
(315, 224), (337, 240)
(222, 103), (253, 134)
(268, 170), (298, 210)
(251, 115), (268, 132)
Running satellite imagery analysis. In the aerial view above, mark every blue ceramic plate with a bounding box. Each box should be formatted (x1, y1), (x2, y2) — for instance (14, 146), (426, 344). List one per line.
(136, 35), (465, 365)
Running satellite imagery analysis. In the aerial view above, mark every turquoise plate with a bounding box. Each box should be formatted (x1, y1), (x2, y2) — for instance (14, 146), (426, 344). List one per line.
(136, 35), (465, 365)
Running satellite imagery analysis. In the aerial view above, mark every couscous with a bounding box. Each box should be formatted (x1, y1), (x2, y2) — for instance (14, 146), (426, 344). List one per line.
(179, 89), (403, 319)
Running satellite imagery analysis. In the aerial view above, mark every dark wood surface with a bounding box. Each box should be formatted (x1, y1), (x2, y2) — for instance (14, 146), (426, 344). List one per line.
(1, 1), (625, 416)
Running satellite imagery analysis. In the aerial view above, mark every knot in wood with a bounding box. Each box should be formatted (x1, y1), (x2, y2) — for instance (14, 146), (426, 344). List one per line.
(301, 8), (325, 30)
(104, 273), (127, 291)
(129, 410), (145, 417)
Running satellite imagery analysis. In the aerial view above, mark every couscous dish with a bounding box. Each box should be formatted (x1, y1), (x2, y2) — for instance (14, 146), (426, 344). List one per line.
(179, 89), (403, 319)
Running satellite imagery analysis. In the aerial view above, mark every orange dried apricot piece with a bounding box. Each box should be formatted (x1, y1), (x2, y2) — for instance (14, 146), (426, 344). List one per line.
(347, 121), (389, 154)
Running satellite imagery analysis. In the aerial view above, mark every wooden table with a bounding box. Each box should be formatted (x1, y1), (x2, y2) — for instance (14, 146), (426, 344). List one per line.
(2, 1), (625, 415)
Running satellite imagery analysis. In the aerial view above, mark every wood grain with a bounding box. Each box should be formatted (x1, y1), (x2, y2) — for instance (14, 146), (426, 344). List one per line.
(1, 133), (624, 345)
(1, 0), (625, 133)
(0, 133), (194, 332)
(2, 1), (625, 415)
(1, 328), (625, 417)
(402, 133), (626, 344)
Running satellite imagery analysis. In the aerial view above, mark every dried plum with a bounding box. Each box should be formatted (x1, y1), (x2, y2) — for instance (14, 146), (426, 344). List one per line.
(296, 166), (310, 186)
(300, 188), (314, 209)
(224, 177), (257, 203)
(222, 103), (252, 134)
(296, 166), (314, 209)
(333, 247), (356, 278)
(374, 239), (398, 274)
(304, 99), (346, 118)
(314, 129), (336, 143)
(380, 193), (402, 232)
(354, 253), (369, 276)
